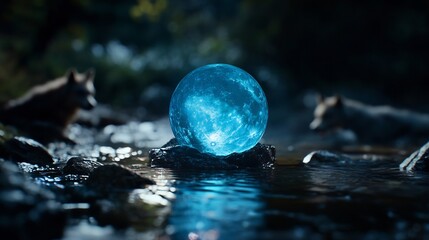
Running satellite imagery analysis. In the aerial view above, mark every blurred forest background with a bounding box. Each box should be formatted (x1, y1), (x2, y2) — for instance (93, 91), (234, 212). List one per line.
(1, 0), (429, 123)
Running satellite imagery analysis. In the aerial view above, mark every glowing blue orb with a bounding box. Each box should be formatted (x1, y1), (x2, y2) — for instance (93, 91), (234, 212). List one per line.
(169, 63), (268, 156)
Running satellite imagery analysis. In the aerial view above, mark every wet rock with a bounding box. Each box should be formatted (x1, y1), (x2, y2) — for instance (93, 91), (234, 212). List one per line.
(92, 199), (131, 228)
(63, 157), (103, 175)
(0, 161), (66, 239)
(149, 138), (276, 169)
(85, 164), (155, 191)
(0, 136), (53, 165)
(91, 189), (170, 229)
(302, 150), (352, 164)
(161, 138), (179, 147)
(400, 141), (429, 171)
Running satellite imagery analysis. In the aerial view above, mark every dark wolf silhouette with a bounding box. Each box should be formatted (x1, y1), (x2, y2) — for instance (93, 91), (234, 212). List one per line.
(310, 95), (429, 145)
(0, 69), (96, 143)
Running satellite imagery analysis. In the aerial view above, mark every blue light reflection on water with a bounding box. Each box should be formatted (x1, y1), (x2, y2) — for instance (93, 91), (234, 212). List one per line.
(167, 170), (272, 239)
(164, 157), (429, 239)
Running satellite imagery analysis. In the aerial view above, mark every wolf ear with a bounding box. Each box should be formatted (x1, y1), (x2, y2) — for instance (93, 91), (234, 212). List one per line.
(316, 93), (325, 103)
(333, 95), (343, 107)
(66, 68), (77, 84)
(85, 68), (95, 81)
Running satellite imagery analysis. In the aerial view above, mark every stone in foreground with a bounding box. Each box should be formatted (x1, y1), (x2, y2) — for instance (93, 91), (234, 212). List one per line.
(0, 161), (66, 239)
(0, 136), (53, 165)
(62, 157), (103, 175)
(85, 164), (155, 191)
(149, 138), (275, 169)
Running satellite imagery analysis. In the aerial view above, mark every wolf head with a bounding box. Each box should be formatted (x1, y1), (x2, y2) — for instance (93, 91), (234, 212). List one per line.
(66, 69), (97, 110)
(309, 95), (345, 132)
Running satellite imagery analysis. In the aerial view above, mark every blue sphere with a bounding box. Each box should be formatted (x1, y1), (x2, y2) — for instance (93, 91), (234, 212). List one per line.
(169, 63), (268, 156)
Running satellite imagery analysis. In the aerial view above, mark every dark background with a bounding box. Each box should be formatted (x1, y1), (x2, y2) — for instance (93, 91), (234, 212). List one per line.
(1, 0), (428, 121)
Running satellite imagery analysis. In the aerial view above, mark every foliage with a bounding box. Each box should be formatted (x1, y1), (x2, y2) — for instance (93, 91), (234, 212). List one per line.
(1, 0), (428, 111)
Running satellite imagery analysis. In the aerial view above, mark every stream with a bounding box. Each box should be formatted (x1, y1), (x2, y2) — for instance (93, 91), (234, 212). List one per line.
(10, 118), (429, 239)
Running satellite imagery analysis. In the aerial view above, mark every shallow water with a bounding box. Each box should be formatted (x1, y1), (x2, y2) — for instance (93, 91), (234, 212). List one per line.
(34, 122), (429, 239)
(65, 154), (429, 239)
(162, 156), (429, 239)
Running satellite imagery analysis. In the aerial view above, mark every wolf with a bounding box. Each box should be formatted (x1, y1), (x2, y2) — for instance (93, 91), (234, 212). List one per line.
(0, 69), (96, 143)
(309, 95), (429, 145)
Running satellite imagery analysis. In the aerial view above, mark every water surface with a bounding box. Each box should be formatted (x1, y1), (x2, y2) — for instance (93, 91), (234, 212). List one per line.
(52, 122), (429, 239)
(163, 156), (429, 239)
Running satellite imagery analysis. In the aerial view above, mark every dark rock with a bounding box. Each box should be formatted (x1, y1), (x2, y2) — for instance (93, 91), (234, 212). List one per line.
(400, 141), (429, 171)
(161, 138), (179, 148)
(0, 136), (54, 165)
(0, 161), (66, 239)
(149, 138), (276, 169)
(92, 199), (131, 228)
(302, 150), (352, 164)
(85, 163), (155, 191)
(63, 157), (103, 175)
(91, 189), (170, 229)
